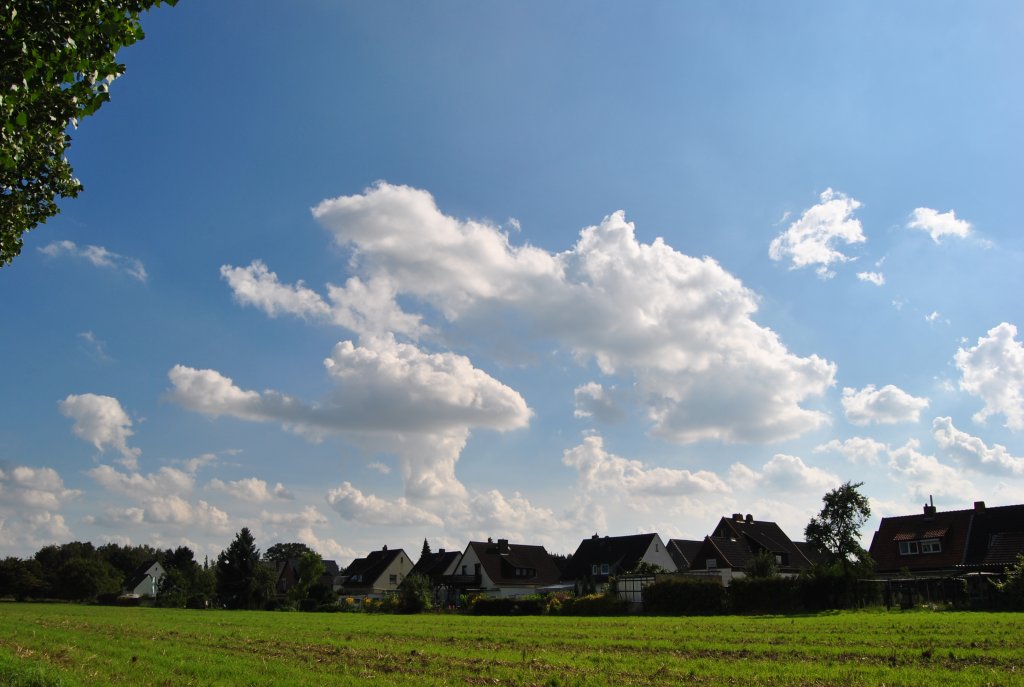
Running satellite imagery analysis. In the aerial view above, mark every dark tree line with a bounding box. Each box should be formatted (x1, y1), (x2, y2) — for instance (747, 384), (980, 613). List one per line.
(0, 528), (334, 609)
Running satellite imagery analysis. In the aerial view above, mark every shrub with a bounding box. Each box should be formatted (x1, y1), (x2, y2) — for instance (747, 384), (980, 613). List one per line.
(469, 595), (545, 615)
(728, 576), (802, 614)
(556, 593), (627, 616)
(643, 578), (724, 615)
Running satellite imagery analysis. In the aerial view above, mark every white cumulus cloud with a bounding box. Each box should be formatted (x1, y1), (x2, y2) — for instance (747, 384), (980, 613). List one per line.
(769, 188), (865, 277)
(907, 208), (972, 243)
(841, 384), (929, 426)
(573, 382), (625, 423)
(59, 393), (142, 469)
(208, 477), (294, 502)
(856, 271), (885, 286)
(955, 323), (1024, 430)
(932, 417), (1024, 476)
(326, 481), (443, 527)
(815, 436), (889, 465)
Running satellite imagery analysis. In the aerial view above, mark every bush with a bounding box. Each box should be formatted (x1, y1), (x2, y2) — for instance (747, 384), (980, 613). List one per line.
(469, 595), (545, 615)
(728, 576), (802, 614)
(643, 578), (724, 615)
(555, 593), (627, 616)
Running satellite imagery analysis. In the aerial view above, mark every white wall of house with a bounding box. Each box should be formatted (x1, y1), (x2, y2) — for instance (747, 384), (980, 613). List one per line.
(642, 535), (679, 572)
(372, 552), (413, 593)
(129, 561), (166, 597)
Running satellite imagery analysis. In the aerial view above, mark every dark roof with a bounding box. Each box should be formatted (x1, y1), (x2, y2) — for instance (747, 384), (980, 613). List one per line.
(667, 539), (703, 570)
(869, 502), (1024, 573)
(468, 540), (561, 586)
(561, 533), (662, 581)
(410, 550), (460, 581)
(688, 516), (815, 572)
(341, 548), (407, 587)
(322, 559), (340, 577)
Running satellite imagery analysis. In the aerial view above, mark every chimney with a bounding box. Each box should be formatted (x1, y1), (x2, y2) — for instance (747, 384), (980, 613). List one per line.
(732, 513), (743, 522)
(439, 548), (445, 554)
(497, 538), (510, 554)
(382, 544), (388, 551)
(923, 495), (937, 517)
(745, 514), (754, 524)
(974, 501), (986, 511)
(592, 533), (599, 539)
(487, 537), (493, 543)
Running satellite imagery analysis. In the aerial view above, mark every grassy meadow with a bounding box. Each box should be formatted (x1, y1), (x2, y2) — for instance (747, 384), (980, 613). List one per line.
(1, 604), (1022, 686)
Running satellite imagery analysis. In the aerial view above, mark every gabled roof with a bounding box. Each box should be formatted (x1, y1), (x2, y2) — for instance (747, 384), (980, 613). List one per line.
(560, 533), (662, 581)
(869, 502), (1024, 573)
(688, 515), (815, 572)
(667, 539), (702, 570)
(341, 548), (407, 587)
(467, 540), (561, 586)
(411, 550), (460, 581)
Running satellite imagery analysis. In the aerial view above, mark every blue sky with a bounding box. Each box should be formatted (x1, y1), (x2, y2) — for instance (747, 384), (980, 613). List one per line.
(2, 1), (1023, 564)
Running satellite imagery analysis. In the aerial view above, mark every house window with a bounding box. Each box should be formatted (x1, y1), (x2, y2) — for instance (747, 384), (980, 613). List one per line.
(462, 565), (467, 575)
(706, 558), (717, 570)
(775, 555), (783, 565)
(591, 564), (599, 575)
(920, 539), (942, 554)
(600, 563), (610, 575)
(899, 541), (919, 556)
(389, 574), (397, 585)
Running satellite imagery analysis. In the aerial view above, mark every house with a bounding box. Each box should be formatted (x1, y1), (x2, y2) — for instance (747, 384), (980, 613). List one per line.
(123, 560), (166, 598)
(666, 539), (703, 571)
(337, 546), (413, 599)
(446, 538), (561, 598)
(869, 500), (1024, 576)
(410, 548), (461, 607)
(560, 533), (678, 588)
(687, 513), (817, 585)
(268, 557), (340, 598)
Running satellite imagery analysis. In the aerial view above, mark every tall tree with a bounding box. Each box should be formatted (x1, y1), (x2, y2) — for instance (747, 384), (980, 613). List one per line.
(264, 542), (314, 563)
(216, 527), (265, 610)
(1, 0), (177, 266)
(804, 481), (873, 571)
(419, 538), (431, 561)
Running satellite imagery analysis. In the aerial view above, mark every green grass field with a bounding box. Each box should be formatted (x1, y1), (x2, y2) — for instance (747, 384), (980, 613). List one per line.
(1, 604), (1022, 686)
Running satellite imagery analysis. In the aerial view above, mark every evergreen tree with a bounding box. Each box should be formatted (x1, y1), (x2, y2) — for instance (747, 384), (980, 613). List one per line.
(420, 538), (432, 561)
(216, 527), (264, 609)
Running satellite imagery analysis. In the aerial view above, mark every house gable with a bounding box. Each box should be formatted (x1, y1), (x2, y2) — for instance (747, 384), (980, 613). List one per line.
(561, 533), (676, 583)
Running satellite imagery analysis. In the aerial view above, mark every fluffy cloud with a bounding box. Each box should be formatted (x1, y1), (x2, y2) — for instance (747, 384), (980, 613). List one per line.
(815, 436), (889, 465)
(768, 188), (865, 278)
(220, 260), (330, 320)
(208, 477), (293, 501)
(573, 383), (625, 423)
(955, 323), (1024, 430)
(932, 417), (1024, 476)
(887, 439), (969, 500)
(562, 435), (729, 497)
(728, 454), (840, 494)
(841, 384), (929, 426)
(326, 481), (443, 527)
(310, 183), (834, 444)
(259, 505), (329, 527)
(58, 393), (141, 469)
(88, 464), (194, 497)
(0, 466), (79, 553)
(0, 466), (80, 511)
(39, 240), (147, 282)
(907, 208), (972, 243)
(169, 336), (530, 436)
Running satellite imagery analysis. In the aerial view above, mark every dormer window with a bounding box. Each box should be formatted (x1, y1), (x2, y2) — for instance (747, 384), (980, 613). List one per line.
(920, 539), (942, 554)
(899, 541), (919, 556)
(706, 558), (717, 570)
(600, 563), (610, 575)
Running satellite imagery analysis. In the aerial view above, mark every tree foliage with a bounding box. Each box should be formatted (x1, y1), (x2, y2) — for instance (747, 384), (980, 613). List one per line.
(993, 553), (1024, 610)
(264, 542), (314, 563)
(1, 0), (176, 266)
(419, 538), (431, 561)
(804, 480), (873, 571)
(746, 550), (779, 579)
(216, 527), (269, 610)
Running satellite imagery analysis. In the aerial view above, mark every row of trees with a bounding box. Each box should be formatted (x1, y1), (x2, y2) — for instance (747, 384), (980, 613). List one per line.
(0, 528), (334, 609)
